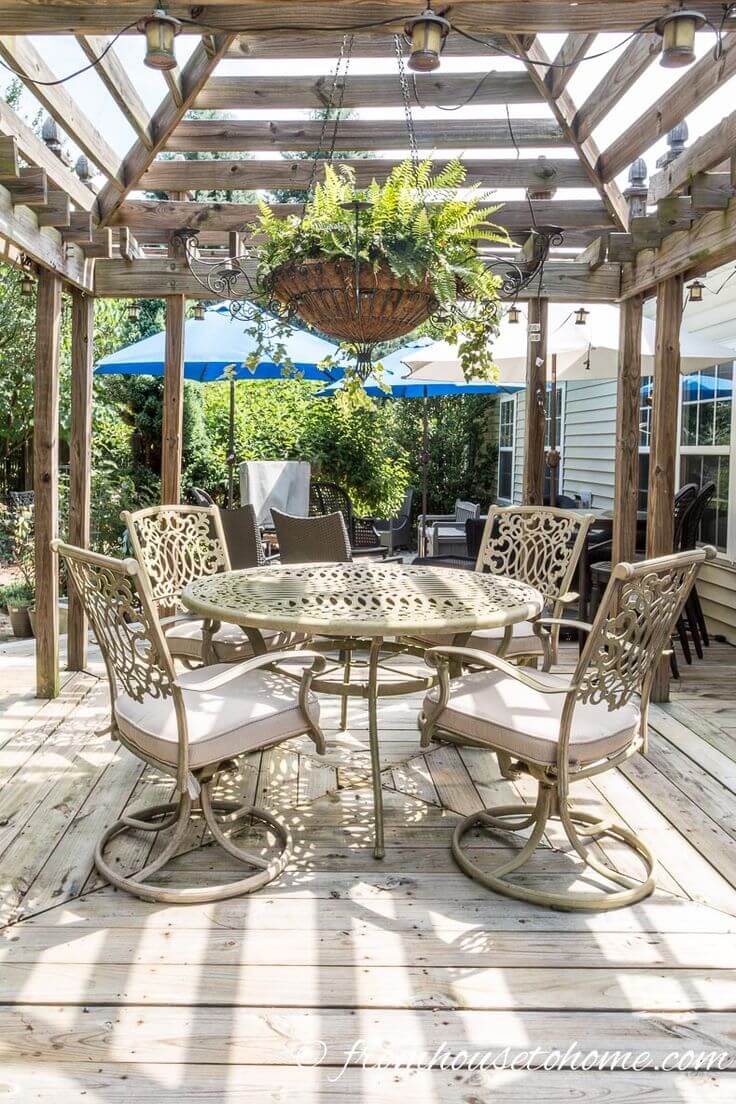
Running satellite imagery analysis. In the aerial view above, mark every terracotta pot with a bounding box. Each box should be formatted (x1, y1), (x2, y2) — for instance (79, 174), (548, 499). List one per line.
(7, 605), (33, 638)
(28, 601), (68, 638)
(268, 256), (437, 344)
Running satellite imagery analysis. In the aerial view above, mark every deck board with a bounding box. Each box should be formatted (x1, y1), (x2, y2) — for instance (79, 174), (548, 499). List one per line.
(0, 638), (735, 1097)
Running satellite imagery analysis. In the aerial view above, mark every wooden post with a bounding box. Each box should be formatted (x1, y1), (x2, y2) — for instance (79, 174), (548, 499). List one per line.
(67, 290), (93, 670)
(613, 158), (649, 565)
(646, 273), (684, 702)
(161, 295), (185, 505)
(523, 296), (548, 505)
(34, 269), (62, 699)
(612, 294), (644, 563)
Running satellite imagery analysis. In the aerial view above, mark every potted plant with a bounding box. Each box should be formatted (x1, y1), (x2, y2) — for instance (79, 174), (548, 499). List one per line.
(252, 158), (509, 383)
(0, 580), (34, 638)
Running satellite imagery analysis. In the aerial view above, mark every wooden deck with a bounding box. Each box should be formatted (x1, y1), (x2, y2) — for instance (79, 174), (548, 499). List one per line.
(1, 634), (736, 1100)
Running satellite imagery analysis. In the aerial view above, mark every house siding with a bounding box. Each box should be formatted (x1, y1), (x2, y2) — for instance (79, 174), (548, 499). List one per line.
(506, 379), (736, 645)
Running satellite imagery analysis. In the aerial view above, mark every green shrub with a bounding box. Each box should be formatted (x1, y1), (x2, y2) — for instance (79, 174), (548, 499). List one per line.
(0, 580), (34, 610)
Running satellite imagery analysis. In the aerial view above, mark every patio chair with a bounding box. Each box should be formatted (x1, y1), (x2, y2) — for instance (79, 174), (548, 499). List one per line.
(272, 507), (351, 564)
(420, 499), (480, 558)
(414, 507), (593, 674)
(217, 504), (268, 570)
(419, 546), (716, 910)
(190, 487), (215, 507)
(51, 539), (326, 904)
(371, 489), (415, 554)
(123, 504), (288, 664)
(309, 480), (386, 558)
(412, 517), (485, 571)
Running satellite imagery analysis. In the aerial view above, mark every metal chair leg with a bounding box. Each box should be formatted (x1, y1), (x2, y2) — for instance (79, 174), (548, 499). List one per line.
(691, 587), (710, 646)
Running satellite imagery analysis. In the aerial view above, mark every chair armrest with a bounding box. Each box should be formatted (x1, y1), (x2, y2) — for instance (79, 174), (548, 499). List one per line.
(556, 591), (579, 606)
(535, 617), (594, 634)
(425, 645), (577, 694)
(421, 513), (455, 525)
(176, 649), (327, 692)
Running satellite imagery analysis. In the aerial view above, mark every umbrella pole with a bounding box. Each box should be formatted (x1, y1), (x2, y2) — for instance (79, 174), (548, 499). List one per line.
(421, 392), (429, 556)
(227, 377), (236, 509)
(547, 352), (560, 508)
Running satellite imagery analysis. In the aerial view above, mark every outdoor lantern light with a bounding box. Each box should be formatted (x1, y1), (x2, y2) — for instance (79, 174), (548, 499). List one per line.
(404, 4), (451, 72)
(574, 306), (590, 325)
(687, 279), (705, 303)
(20, 259), (34, 297)
(127, 300), (141, 323)
(139, 7), (181, 71)
(657, 10), (705, 68)
(193, 301), (206, 321)
(507, 305), (521, 324)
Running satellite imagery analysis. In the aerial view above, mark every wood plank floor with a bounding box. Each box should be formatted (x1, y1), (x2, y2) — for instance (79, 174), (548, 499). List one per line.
(1, 632), (736, 1101)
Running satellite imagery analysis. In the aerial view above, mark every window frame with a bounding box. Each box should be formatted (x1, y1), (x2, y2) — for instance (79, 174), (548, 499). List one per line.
(497, 393), (517, 504)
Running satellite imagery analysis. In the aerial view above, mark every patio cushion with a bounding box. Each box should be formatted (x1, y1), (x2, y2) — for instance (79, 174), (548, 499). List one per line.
(424, 670), (640, 767)
(419, 619), (543, 657)
(164, 618), (290, 661)
(114, 664), (320, 771)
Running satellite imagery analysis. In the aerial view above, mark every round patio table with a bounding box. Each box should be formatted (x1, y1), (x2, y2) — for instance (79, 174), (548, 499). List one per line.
(182, 562), (544, 859)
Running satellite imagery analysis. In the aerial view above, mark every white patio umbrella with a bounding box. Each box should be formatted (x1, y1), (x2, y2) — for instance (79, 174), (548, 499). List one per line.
(403, 304), (736, 384)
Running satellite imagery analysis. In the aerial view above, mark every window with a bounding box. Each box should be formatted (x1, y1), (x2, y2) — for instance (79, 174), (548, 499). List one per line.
(498, 396), (515, 502)
(679, 364), (733, 552)
(638, 375), (653, 511)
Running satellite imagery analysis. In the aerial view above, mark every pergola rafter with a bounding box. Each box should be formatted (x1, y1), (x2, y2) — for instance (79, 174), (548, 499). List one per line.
(2, 8), (736, 704)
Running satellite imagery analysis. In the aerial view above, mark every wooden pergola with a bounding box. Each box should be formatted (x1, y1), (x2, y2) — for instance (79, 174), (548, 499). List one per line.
(3, 2), (736, 703)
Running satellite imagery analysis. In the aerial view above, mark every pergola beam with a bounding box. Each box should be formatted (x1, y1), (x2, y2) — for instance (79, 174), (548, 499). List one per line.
(140, 156), (591, 192)
(0, 97), (96, 211)
(0, 35), (124, 186)
(76, 35), (153, 148)
(112, 198), (615, 233)
(648, 108), (736, 204)
(0, 185), (92, 290)
(621, 196), (736, 299)
(94, 257), (622, 300)
(508, 35), (629, 230)
(0, 3), (726, 35)
(546, 33), (596, 100)
(166, 118), (567, 153)
(96, 32), (236, 227)
(598, 34), (736, 184)
(195, 71), (542, 111)
(573, 34), (661, 145)
(67, 290), (94, 671)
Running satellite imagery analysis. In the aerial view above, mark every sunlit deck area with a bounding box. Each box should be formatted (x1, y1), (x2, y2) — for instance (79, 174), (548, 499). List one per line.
(2, 634), (735, 1101)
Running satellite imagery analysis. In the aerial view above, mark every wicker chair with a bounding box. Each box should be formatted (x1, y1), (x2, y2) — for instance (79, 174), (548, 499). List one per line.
(420, 546), (716, 911)
(52, 539), (326, 904)
(309, 481), (386, 558)
(123, 504), (286, 664)
(218, 504), (267, 570)
(273, 507), (352, 564)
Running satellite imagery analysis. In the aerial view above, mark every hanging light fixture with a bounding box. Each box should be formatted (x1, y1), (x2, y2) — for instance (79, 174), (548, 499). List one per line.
(656, 10), (706, 68)
(507, 305), (521, 324)
(20, 257), (34, 297)
(404, 4), (451, 72)
(127, 300), (141, 323)
(193, 301), (206, 321)
(138, 7), (181, 71)
(574, 306), (590, 325)
(687, 279), (705, 303)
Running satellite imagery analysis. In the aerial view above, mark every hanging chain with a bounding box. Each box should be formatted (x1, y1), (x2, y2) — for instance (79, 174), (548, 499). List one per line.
(303, 34), (353, 212)
(394, 34), (420, 183)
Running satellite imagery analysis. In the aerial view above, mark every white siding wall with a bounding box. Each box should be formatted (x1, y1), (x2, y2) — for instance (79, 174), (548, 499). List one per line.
(505, 379), (736, 644)
(561, 379), (618, 509)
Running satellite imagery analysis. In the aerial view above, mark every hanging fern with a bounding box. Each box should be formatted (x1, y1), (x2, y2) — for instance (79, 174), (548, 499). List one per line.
(252, 158), (511, 383)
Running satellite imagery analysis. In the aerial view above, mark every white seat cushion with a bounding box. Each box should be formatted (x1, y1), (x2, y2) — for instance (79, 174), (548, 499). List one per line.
(114, 664), (319, 771)
(420, 619), (543, 657)
(424, 670), (640, 767)
(164, 618), (288, 661)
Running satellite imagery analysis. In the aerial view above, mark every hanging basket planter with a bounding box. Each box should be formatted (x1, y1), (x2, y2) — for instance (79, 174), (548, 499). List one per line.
(267, 256), (438, 345)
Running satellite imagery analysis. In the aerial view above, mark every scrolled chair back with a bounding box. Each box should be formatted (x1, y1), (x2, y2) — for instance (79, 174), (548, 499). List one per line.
(571, 547), (715, 725)
(123, 504), (231, 610)
(51, 540), (176, 708)
(476, 505), (593, 607)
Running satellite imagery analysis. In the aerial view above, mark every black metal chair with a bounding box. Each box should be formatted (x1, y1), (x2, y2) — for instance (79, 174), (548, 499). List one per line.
(190, 487), (216, 507)
(680, 481), (716, 654)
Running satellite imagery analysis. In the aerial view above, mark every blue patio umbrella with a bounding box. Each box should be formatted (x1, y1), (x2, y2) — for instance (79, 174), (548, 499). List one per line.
(318, 340), (521, 552)
(96, 303), (342, 505)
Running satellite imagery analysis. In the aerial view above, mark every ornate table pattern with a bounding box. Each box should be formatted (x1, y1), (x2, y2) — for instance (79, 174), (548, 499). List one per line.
(182, 562), (544, 857)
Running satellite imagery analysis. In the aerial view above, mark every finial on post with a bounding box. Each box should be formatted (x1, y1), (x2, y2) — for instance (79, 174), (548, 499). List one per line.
(657, 122), (688, 169)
